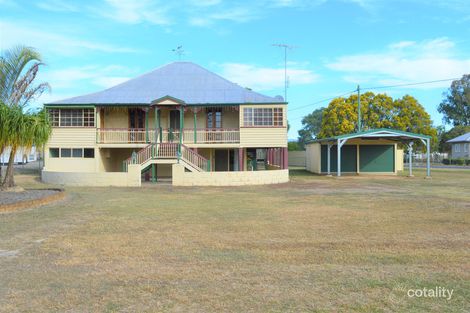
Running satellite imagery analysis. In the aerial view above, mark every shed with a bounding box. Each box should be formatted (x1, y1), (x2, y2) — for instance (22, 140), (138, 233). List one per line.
(305, 128), (431, 177)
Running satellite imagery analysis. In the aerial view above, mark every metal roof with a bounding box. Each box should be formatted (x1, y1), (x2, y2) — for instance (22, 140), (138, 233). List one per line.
(47, 61), (285, 106)
(447, 132), (470, 143)
(306, 128), (431, 144)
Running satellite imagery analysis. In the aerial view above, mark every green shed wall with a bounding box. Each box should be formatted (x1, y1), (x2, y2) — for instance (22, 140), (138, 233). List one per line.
(321, 145), (357, 172)
(359, 145), (394, 172)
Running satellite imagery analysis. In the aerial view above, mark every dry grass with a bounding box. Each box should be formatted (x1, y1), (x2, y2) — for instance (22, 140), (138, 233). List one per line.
(0, 168), (469, 312)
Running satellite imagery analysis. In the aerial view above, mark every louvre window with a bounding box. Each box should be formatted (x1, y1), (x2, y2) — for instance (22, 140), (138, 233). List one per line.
(49, 148), (59, 158)
(50, 148), (95, 159)
(243, 107), (283, 127)
(48, 108), (95, 127)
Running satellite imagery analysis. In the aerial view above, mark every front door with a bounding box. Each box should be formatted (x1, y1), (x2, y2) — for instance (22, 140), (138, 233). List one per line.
(129, 109), (145, 142)
(215, 149), (229, 171)
(169, 110), (180, 142)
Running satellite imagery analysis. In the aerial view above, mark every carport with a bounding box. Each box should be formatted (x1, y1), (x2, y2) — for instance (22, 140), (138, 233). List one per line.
(307, 128), (431, 177)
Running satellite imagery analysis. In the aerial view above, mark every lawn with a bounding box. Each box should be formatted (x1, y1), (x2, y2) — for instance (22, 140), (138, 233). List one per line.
(0, 168), (469, 312)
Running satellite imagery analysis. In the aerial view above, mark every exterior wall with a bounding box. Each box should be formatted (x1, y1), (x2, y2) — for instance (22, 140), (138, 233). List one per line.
(288, 151), (306, 167)
(172, 164), (289, 186)
(306, 143), (321, 173)
(42, 164), (141, 187)
(102, 110), (128, 128)
(239, 104), (287, 148)
(99, 148), (134, 172)
(48, 128), (96, 146)
(451, 143), (470, 158)
(396, 148), (404, 171)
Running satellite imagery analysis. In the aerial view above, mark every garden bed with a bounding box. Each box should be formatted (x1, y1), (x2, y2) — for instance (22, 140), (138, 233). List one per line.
(0, 188), (65, 212)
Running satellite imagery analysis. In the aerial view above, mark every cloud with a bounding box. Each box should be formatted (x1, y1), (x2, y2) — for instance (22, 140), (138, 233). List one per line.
(0, 21), (140, 56)
(218, 63), (318, 91)
(99, 0), (172, 25)
(36, 0), (79, 12)
(326, 37), (470, 88)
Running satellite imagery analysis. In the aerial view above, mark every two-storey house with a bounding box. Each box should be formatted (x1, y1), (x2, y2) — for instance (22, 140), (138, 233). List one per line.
(42, 62), (289, 186)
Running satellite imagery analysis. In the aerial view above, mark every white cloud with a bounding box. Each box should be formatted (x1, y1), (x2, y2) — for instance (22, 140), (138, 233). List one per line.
(0, 21), (140, 56)
(327, 37), (470, 88)
(219, 63), (318, 91)
(36, 0), (78, 12)
(99, 0), (171, 25)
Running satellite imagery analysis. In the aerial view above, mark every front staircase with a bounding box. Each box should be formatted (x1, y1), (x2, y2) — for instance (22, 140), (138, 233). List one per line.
(122, 143), (210, 174)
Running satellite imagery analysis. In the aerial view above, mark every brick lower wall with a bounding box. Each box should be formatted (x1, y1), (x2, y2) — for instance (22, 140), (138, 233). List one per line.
(172, 164), (289, 186)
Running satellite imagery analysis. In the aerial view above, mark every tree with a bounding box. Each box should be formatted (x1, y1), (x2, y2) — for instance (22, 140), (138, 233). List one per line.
(0, 46), (50, 188)
(438, 74), (470, 126)
(317, 92), (437, 148)
(297, 107), (324, 149)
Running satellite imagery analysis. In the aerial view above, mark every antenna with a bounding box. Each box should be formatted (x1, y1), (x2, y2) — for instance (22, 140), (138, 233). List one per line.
(172, 46), (184, 60)
(272, 43), (296, 102)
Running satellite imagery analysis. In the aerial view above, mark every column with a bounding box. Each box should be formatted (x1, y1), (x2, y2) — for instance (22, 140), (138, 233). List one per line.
(283, 147), (288, 169)
(154, 107), (159, 144)
(238, 148), (244, 171)
(337, 139), (341, 177)
(408, 142), (413, 177)
(193, 108), (197, 143)
(327, 143), (331, 175)
(426, 138), (431, 178)
(145, 108), (149, 143)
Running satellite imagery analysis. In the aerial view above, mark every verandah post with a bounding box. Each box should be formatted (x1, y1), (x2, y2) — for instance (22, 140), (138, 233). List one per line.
(151, 163), (157, 183)
(193, 109), (197, 143)
(145, 108), (149, 143)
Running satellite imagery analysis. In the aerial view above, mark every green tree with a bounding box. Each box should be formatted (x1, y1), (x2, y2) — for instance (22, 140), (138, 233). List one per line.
(297, 107), (324, 149)
(318, 92), (437, 147)
(438, 74), (470, 126)
(0, 46), (51, 188)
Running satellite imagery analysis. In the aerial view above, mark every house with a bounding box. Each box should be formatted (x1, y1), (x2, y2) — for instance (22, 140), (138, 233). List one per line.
(447, 132), (470, 159)
(1, 146), (37, 165)
(42, 62), (289, 186)
(305, 128), (432, 177)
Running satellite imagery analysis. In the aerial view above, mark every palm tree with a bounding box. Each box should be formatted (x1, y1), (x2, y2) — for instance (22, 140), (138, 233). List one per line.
(1, 108), (51, 188)
(0, 45), (50, 189)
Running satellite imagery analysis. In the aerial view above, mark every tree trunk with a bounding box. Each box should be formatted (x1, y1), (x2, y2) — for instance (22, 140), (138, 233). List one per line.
(0, 146), (4, 180)
(2, 147), (17, 189)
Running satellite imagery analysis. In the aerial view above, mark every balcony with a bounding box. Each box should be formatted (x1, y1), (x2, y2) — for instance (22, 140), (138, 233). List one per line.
(97, 128), (240, 144)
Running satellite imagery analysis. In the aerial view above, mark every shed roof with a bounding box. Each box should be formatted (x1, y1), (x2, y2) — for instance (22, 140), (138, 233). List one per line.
(47, 62), (285, 106)
(306, 128), (431, 144)
(447, 132), (470, 143)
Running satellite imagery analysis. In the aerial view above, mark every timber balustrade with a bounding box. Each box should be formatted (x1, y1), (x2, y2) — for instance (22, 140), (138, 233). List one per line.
(97, 128), (239, 144)
(122, 143), (209, 172)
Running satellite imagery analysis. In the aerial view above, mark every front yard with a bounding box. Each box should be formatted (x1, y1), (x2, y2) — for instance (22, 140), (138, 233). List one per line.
(0, 168), (469, 312)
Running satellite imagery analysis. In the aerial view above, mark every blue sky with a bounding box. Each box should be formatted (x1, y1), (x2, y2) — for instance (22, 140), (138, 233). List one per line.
(1, 0), (469, 139)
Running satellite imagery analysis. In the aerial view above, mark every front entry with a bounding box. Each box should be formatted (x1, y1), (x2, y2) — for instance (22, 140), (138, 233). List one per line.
(169, 110), (180, 142)
(215, 149), (229, 171)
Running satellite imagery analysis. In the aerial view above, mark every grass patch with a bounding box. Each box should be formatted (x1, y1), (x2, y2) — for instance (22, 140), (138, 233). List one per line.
(0, 168), (468, 312)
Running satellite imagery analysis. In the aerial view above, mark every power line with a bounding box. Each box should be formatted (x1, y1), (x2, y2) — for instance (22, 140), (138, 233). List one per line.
(288, 90), (356, 112)
(362, 77), (459, 90)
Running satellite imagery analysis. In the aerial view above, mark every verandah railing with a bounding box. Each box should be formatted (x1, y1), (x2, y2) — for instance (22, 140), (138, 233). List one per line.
(97, 128), (239, 144)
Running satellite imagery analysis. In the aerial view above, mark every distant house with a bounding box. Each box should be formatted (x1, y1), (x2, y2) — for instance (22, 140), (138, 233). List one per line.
(0, 146), (37, 165)
(447, 132), (470, 159)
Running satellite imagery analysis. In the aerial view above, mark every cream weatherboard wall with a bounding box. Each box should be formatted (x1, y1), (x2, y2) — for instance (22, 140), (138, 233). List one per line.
(239, 104), (287, 148)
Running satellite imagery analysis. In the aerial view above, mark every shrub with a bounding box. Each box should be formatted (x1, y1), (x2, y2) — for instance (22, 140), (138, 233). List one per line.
(453, 158), (465, 165)
(442, 158), (450, 165)
(466, 159), (470, 166)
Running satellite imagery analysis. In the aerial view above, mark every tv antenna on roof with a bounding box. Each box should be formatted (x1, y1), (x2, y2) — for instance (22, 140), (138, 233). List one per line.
(172, 46), (184, 60)
(272, 43), (296, 102)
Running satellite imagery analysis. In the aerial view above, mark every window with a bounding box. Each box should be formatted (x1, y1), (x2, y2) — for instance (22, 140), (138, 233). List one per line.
(61, 148), (71, 157)
(455, 144), (460, 152)
(243, 107), (284, 127)
(84, 148), (95, 158)
(72, 148), (83, 158)
(207, 108), (222, 128)
(47, 108), (95, 127)
(49, 148), (59, 158)
(465, 144), (468, 152)
(50, 148), (95, 158)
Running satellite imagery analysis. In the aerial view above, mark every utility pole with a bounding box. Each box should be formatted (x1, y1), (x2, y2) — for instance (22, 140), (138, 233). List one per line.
(357, 85), (361, 132)
(272, 43), (295, 102)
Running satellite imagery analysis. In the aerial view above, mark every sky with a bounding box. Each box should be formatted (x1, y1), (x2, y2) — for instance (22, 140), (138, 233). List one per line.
(1, 0), (469, 139)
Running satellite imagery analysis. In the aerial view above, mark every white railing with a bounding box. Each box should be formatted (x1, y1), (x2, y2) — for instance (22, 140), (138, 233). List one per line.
(98, 128), (239, 144)
(122, 143), (209, 172)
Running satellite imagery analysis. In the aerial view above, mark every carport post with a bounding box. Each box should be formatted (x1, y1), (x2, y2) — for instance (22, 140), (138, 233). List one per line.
(408, 142), (414, 177)
(327, 143), (332, 175)
(426, 138), (431, 178)
(337, 139), (346, 177)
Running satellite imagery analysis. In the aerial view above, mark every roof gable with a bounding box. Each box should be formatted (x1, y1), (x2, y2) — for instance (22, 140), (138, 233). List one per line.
(48, 62), (285, 106)
(447, 132), (470, 143)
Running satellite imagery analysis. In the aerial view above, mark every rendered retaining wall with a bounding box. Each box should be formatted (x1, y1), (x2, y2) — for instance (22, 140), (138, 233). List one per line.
(41, 164), (141, 187)
(172, 164), (289, 186)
